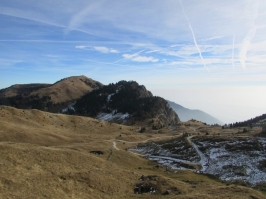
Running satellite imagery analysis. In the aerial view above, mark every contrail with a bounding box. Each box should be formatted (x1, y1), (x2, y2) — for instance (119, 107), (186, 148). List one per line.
(179, 0), (209, 72)
(232, 34), (235, 69)
(239, 0), (260, 70)
(113, 48), (147, 63)
(239, 27), (256, 70)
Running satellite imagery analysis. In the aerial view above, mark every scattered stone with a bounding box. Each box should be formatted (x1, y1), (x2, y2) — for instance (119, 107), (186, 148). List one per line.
(162, 190), (171, 195)
(90, 151), (104, 155)
(134, 182), (156, 194)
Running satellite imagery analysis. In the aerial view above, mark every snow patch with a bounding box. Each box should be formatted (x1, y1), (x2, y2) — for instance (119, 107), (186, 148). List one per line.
(107, 93), (114, 102)
(131, 137), (266, 185)
(61, 101), (76, 113)
(96, 112), (129, 123)
(116, 85), (122, 93)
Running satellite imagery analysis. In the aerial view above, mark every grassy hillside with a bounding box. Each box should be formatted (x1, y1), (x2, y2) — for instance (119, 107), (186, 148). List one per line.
(0, 105), (264, 198)
(0, 75), (102, 112)
(30, 75), (103, 104)
(0, 83), (51, 98)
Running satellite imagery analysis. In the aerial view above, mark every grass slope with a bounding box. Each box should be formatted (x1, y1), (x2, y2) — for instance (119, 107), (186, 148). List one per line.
(30, 75), (103, 103)
(0, 105), (264, 198)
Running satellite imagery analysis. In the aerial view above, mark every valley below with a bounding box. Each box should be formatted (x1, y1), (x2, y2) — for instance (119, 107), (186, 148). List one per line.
(130, 136), (266, 186)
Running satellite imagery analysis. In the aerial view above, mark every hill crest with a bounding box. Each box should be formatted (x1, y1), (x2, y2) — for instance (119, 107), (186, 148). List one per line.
(65, 80), (180, 126)
(0, 75), (103, 112)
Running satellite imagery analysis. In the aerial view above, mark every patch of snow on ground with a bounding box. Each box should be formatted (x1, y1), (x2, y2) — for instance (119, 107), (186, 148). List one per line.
(107, 93), (114, 102)
(194, 137), (266, 185)
(131, 136), (266, 185)
(61, 101), (76, 113)
(96, 112), (129, 123)
(116, 85), (122, 93)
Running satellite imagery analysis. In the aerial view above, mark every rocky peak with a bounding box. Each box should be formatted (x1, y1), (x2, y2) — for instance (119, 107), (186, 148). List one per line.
(72, 80), (180, 126)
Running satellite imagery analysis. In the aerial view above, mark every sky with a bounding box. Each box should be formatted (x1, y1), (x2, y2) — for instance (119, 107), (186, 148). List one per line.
(0, 0), (266, 124)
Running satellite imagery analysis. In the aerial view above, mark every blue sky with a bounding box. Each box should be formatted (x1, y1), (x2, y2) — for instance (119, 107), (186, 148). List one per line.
(0, 0), (266, 123)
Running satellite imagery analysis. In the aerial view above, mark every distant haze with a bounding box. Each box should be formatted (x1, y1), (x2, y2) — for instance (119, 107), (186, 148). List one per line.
(150, 86), (266, 124)
(168, 100), (223, 125)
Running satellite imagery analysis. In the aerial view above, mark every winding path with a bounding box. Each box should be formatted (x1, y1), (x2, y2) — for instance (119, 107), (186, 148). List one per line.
(110, 134), (181, 152)
(113, 141), (120, 150)
(110, 132), (208, 171)
(187, 136), (208, 170)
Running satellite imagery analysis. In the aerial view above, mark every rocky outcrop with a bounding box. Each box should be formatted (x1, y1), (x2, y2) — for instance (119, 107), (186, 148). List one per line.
(72, 81), (180, 126)
(262, 125), (266, 134)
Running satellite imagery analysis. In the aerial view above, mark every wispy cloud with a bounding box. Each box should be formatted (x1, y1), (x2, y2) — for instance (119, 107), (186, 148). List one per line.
(239, 0), (260, 70)
(75, 45), (119, 53)
(93, 46), (119, 53)
(114, 48), (147, 63)
(75, 45), (87, 49)
(67, 2), (104, 32)
(0, 58), (24, 67)
(179, 0), (209, 72)
(0, 8), (65, 29)
(122, 54), (158, 63)
(232, 34), (235, 69)
(200, 35), (224, 42)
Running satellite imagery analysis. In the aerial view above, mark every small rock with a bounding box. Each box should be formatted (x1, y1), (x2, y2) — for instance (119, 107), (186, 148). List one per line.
(163, 190), (171, 195)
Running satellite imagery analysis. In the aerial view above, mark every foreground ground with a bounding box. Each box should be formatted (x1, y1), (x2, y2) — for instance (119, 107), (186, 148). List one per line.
(0, 105), (265, 198)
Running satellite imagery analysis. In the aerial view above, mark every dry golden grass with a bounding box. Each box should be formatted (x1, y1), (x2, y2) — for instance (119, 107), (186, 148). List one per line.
(0, 105), (265, 198)
(29, 75), (102, 103)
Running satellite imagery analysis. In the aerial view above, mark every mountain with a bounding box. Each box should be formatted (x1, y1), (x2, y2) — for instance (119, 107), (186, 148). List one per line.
(30, 75), (103, 103)
(0, 75), (102, 112)
(168, 100), (223, 125)
(0, 83), (51, 98)
(65, 81), (180, 126)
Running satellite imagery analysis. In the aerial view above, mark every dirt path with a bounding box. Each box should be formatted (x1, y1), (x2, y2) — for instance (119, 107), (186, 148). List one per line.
(113, 141), (119, 150)
(117, 134), (181, 144)
(110, 133), (209, 170)
(110, 134), (181, 151)
(187, 136), (208, 170)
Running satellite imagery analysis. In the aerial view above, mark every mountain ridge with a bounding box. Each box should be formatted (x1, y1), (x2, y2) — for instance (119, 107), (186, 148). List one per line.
(69, 80), (180, 126)
(0, 75), (102, 112)
(168, 100), (223, 125)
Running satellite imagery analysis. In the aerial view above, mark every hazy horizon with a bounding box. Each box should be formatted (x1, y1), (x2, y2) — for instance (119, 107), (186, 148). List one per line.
(1, 0), (265, 124)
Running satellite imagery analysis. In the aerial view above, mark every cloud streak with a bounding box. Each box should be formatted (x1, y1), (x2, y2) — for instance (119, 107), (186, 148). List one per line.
(239, 0), (260, 70)
(179, 0), (209, 72)
(239, 28), (256, 70)
(67, 2), (104, 32)
(93, 46), (119, 53)
(113, 48), (147, 63)
(122, 54), (158, 63)
(232, 34), (235, 69)
(75, 45), (119, 53)
(201, 35), (224, 42)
